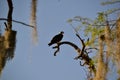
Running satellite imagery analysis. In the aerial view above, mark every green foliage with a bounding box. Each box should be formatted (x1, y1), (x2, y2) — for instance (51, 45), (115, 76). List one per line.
(67, 19), (73, 23)
(67, 0), (120, 79)
(101, 0), (120, 5)
(101, 0), (120, 15)
(67, 14), (106, 46)
(97, 12), (106, 23)
(85, 26), (104, 46)
(105, 8), (120, 15)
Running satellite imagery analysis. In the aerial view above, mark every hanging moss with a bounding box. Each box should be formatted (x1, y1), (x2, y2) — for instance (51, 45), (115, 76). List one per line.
(0, 30), (17, 75)
(4, 30), (16, 49)
(0, 36), (5, 74)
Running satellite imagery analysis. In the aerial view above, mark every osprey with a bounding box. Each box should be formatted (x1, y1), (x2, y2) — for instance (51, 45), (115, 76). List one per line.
(48, 31), (64, 46)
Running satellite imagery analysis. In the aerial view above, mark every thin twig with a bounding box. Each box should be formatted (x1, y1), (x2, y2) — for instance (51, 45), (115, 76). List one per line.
(0, 18), (34, 28)
(85, 48), (99, 51)
(75, 33), (86, 58)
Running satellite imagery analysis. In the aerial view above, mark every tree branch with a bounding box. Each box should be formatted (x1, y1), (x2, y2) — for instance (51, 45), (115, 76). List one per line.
(75, 33), (86, 58)
(7, 0), (13, 30)
(85, 48), (99, 51)
(53, 41), (81, 56)
(0, 18), (34, 28)
(52, 41), (96, 74)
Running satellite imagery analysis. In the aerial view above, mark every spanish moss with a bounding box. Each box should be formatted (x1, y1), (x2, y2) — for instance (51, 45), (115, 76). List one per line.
(30, 0), (38, 44)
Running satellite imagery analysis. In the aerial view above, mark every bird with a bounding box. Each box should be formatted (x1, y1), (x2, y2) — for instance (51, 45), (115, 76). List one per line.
(48, 31), (64, 46)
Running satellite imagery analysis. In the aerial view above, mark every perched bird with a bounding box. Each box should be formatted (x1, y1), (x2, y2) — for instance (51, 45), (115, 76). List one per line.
(48, 31), (64, 46)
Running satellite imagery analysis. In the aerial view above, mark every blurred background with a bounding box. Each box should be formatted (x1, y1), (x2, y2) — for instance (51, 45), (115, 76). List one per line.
(0, 0), (119, 80)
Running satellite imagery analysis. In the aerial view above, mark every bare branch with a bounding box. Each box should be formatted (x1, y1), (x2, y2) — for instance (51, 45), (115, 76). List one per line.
(7, 0), (13, 30)
(80, 61), (86, 66)
(85, 48), (99, 51)
(4, 22), (8, 30)
(72, 18), (117, 27)
(52, 41), (96, 74)
(75, 33), (86, 58)
(53, 41), (81, 56)
(0, 18), (34, 28)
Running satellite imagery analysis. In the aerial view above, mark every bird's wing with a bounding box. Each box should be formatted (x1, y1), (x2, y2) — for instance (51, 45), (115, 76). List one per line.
(50, 34), (59, 43)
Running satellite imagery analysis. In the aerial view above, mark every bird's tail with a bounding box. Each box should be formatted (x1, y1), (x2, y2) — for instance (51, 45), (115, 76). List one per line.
(48, 43), (52, 46)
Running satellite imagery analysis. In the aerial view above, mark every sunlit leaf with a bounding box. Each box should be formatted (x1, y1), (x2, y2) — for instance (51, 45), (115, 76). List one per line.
(67, 19), (72, 23)
(97, 12), (106, 22)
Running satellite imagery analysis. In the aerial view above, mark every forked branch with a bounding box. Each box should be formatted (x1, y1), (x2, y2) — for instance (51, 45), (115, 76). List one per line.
(53, 41), (81, 56)
(52, 41), (96, 74)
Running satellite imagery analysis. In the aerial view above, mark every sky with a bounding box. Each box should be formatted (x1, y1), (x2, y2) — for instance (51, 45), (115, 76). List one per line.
(0, 0), (119, 80)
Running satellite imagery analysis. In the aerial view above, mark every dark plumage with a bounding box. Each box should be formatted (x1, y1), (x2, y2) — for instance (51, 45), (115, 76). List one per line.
(48, 31), (64, 46)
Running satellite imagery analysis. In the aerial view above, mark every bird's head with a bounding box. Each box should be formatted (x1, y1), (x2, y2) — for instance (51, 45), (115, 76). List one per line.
(60, 31), (64, 34)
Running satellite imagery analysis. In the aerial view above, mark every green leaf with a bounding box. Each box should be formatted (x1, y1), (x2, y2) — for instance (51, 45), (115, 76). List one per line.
(67, 19), (72, 23)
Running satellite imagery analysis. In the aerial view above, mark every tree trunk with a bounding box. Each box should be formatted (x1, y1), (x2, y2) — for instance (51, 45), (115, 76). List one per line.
(116, 18), (120, 79)
(94, 35), (106, 80)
